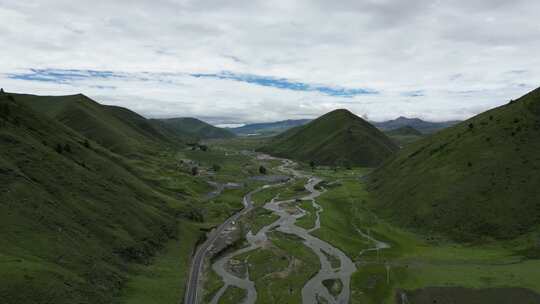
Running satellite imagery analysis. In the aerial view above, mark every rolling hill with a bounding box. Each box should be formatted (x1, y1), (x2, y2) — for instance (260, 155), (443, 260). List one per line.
(152, 117), (236, 140)
(373, 116), (461, 134)
(259, 109), (399, 167)
(369, 87), (540, 241)
(384, 126), (424, 146)
(230, 119), (311, 136)
(0, 91), (182, 304)
(14, 93), (182, 157)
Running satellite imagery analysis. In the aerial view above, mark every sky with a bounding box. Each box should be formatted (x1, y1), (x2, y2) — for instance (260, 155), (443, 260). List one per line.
(1, 0), (540, 126)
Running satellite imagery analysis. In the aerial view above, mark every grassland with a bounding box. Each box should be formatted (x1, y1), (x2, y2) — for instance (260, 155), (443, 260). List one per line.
(116, 221), (202, 304)
(236, 231), (320, 304)
(308, 168), (540, 303)
(202, 267), (225, 303)
(295, 200), (318, 230)
(218, 286), (247, 304)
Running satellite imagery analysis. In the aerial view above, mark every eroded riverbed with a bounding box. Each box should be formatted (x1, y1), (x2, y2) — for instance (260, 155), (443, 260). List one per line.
(205, 159), (388, 304)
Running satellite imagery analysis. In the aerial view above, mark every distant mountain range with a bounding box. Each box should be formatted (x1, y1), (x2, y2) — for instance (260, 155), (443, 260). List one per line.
(372, 116), (461, 134)
(258, 109), (398, 167)
(232, 116), (460, 137)
(230, 119), (311, 136)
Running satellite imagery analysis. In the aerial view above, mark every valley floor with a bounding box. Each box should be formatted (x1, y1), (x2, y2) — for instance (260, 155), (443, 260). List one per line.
(116, 138), (540, 304)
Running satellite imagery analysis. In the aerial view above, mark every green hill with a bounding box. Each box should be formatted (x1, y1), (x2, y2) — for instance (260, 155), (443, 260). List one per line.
(259, 109), (398, 167)
(385, 126), (424, 146)
(369, 87), (540, 241)
(14, 93), (181, 157)
(0, 92), (185, 303)
(385, 126), (423, 136)
(151, 117), (236, 140)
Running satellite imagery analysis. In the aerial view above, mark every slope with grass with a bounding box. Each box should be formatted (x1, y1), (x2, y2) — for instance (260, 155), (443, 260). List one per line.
(153, 117), (236, 140)
(384, 126), (424, 146)
(259, 109), (398, 166)
(369, 87), (540, 241)
(0, 92), (185, 304)
(14, 93), (181, 157)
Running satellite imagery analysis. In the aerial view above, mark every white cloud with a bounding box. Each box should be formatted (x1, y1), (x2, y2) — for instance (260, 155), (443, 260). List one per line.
(1, 0), (539, 124)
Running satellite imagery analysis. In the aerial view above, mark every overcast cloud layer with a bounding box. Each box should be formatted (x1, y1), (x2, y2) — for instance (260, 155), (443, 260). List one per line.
(1, 0), (540, 125)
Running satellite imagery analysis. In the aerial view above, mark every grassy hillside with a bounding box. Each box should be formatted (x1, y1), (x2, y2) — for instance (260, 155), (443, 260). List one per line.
(385, 126), (424, 146)
(0, 92), (188, 304)
(152, 117), (236, 140)
(259, 109), (398, 167)
(369, 88), (540, 241)
(14, 93), (181, 157)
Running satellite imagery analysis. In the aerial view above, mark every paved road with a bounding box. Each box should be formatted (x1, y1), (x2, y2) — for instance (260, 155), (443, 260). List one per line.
(183, 183), (269, 304)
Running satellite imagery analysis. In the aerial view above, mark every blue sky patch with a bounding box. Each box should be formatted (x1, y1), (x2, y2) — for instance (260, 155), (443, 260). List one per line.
(7, 69), (123, 84)
(190, 71), (378, 97)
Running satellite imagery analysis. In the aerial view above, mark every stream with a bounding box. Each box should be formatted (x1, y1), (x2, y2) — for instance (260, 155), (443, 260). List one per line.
(207, 158), (390, 304)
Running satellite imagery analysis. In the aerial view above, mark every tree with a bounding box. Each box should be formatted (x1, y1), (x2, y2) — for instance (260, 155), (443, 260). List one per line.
(259, 165), (267, 175)
(212, 164), (221, 172)
(0, 88), (4, 94)
(64, 143), (72, 153)
(55, 144), (63, 154)
(83, 139), (91, 148)
(309, 160), (316, 170)
(199, 145), (208, 152)
(191, 166), (199, 176)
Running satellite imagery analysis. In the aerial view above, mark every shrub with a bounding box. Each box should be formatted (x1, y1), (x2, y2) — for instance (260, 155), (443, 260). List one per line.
(259, 165), (267, 175)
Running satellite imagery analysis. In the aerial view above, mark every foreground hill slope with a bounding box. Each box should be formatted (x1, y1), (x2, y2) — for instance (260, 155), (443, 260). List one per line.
(152, 117), (236, 140)
(0, 92), (180, 303)
(259, 109), (398, 166)
(369, 88), (540, 241)
(15, 93), (181, 156)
